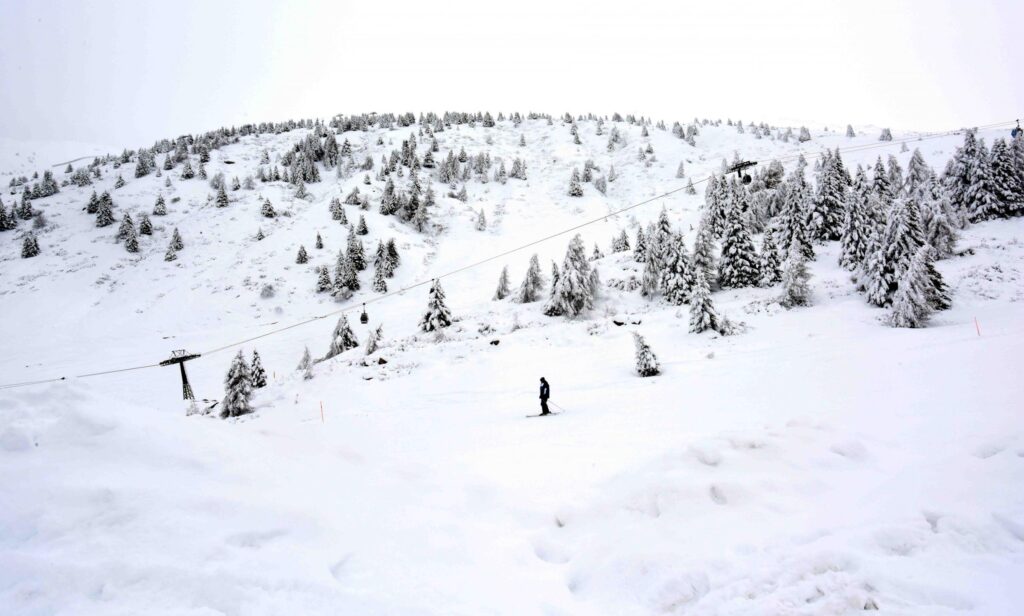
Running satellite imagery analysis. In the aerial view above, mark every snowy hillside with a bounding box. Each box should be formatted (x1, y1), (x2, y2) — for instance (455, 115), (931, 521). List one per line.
(1, 114), (1022, 615)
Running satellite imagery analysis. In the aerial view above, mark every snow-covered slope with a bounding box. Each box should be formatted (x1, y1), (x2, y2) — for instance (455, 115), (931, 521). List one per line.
(1, 117), (1022, 615)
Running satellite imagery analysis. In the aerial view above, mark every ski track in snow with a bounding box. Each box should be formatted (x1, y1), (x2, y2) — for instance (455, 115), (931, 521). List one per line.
(1, 119), (1022, 615)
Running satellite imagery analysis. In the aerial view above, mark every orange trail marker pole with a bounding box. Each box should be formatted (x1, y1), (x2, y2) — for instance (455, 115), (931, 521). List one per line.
(320, 401), (325, 423)
(974, 317), (981, 337)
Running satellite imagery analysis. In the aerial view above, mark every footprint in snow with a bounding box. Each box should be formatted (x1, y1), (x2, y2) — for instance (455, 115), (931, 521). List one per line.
(225, 528), (287, 549)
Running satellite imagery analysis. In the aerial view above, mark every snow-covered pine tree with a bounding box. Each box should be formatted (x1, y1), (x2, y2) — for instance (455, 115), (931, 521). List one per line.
(676, 161), (686, 178)
(591, 243), (604, 261)
(261, 199), (276, 218)
(718, 203), (761, 288)
(919, 184), (959, 259)
(544, 234), (599, 318)
(633, 227), (647, 263)
(365, 325), (384, 355)
(879, 128), (893, 141)
(372, 265), (387, 293)
(640, 235), (661, 298)
(632, 332), (660, 377)
(493, 265), (511, 300)
(334, 249), (359, 292)
(688, 267), (721, 334)
(989, 138), (1023, 217)
(96, 195), (115, 227)
(356, 215), (369, 235)
(887, 245), (933, 328)
(838, 167), (873, 270)
(181, 158), (195, 179)
(296, 245), (309, 264)
(139, 213), (153, 235)
(612, 229), (631, 253)
(420, 279), (453, 332)
(759, 231), (782, 286)
(476, 208), (487, 231)
(153, 194), (167, 215)
(116, 213), (134, 241)
(346, 227), (366, 270)
(298, 346), (313, 380)
(221, 350), (253, 418)
(778, 167), (815, 260)
(323, 314), (359, 360)
(660, 234), (692, 305)
(568, 168), (583, 197)
(164, 244), (177, 262)
(691, 218), (717, 283)
(905, 148), (934, 196)
(810, 151), (846, 241)
(512, 254), (545, 303)
(216, 184), (229, 208)
(21, 232), (40, 258)
(124, 222), (139, 253)
(250, 350), (268, 388)
(779, 243), (812, 308)
(315, 232), (324, 250)
(316, 265), (332, 292)
(846, 124), (856, 138)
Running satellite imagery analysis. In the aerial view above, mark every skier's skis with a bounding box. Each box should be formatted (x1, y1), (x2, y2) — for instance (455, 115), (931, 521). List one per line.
(525, 412), (560, 418)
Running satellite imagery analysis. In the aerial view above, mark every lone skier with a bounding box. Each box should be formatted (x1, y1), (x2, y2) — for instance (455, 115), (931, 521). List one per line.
(539, 377), (551, 416)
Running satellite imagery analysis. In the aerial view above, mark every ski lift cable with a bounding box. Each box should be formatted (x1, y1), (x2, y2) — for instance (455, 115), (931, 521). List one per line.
(0, 118), (1017, 391)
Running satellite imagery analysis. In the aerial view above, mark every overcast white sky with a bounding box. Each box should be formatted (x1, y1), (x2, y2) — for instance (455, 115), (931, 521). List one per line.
(1, 0), (1021, 147)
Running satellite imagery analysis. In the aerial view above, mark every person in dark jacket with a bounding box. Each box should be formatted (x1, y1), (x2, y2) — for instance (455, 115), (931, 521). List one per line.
(539, 377), (551, 415)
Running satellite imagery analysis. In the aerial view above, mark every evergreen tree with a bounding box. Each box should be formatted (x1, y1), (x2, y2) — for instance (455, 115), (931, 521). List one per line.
(476, 208), (487, 231)
(261, 199), (276, 218)
(493, 265), (511, 300)
(298, 346), (313, 380)
(334, 249), (359, 292)
(316, 265), (332, 292)
(691, 218), (717, 282)
(137, 213), (153, 236)
(512, 254), (545, 303)
(676, 161), (686, 178)
(568, 168), (583, 197)
(356, 215), (369, 235)
(250, 350), (268, 388)
(888, 245), (933, 328)
(346, 227), (366, 270)
(838, 168), (873, 270)
(641, 234), (662, 298)
(905, 149), (934, 196)
(372, 265), (388, 293)
(221, 350), (253, 418)
(718, 204), (761, 288)
(171, 227), (184, 251)
(164, 245), (178, 262)
(632, 332), (660, 377)
(779, 243), (812, 307)
(544, 234), (599, 318)
(759, 231), (782, 286)
(365, 325), (384, 355)
(778, 168), (815, 259)
(255, 228), (265, 241)
(612, 229), (631, 252)
(96, 196), (115, 227)
(660, 234), (693, 305)
(315, 232), (324, 249)
(633, 227), (647, 262)
(810, 151), (846, 241)
(124, 222), (139, 253)
(688, 268), (720, 334)
(116, 213), (135, 241)
(420, 279), (453, 332)
(296, 245), (309, 264)
(153, 194), (167, 216)
(21, 232), (40, 258)
(181, 158), (195, 179)
(989, 138), (1023, 216)
(324, 315), (359, 359)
